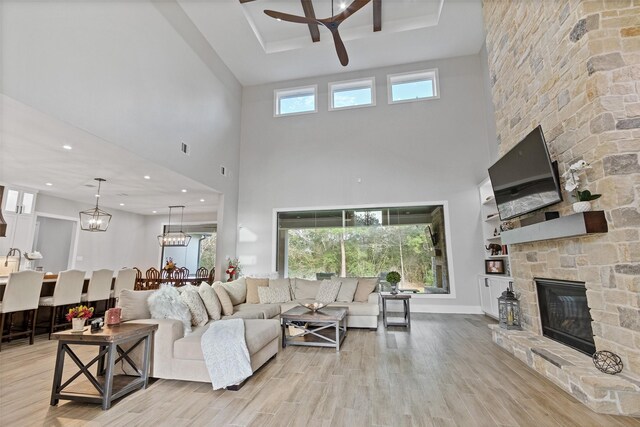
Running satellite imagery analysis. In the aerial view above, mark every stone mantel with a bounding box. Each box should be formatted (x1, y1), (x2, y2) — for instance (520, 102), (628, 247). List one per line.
(500, 211), (608, 245)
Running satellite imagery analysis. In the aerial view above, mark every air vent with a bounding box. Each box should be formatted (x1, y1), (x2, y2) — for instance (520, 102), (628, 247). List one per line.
(220, 166), (227, 177)
(180, 141), (190, 155)
(84, 184), (96, 188)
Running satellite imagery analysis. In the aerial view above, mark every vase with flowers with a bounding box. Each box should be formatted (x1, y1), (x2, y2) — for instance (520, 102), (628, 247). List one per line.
(66, 305), (94, 332)
(163, 257), (176, 277)
(562, 160), (602, 213)
(225, 257), (241, 282)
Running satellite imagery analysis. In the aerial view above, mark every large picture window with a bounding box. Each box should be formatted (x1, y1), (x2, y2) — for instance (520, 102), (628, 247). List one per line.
(276, 205), (450, 294)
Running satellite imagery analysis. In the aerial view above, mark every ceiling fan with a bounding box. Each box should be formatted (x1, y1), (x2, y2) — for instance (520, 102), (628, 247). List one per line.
(262, 0), (372, 66)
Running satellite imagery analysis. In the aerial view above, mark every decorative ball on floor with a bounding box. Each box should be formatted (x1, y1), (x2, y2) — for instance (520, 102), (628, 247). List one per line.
(592, 350), (623, 375)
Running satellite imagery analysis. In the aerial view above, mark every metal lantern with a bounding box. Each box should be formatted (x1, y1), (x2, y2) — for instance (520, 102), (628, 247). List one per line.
(79, 178), (112, 232)
(498, 282), (521, 330)
(157, 205), (192, 247)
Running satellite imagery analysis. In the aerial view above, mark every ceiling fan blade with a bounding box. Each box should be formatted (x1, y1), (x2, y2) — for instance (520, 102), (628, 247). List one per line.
(264, 10), (320, 25)
(333, 0), (371, 22)
(329, 29), (349, 66)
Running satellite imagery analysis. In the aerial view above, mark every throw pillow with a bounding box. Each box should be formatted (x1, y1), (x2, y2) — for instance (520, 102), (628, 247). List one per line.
(198, 283), (222, 320)
(118, 289), (155, 322)
(269, 278), (292, 299)
(245, 278), (269, 304)
(336, 278), (359, 303)
(353, 277), (378, 303)
(221, 277), (247, 305)
(316, 280), (341, 303)
(293, 278), (321, 300)
(147, 285), (192, 335)
(179, 285), (208, 327)
(258, 286), (291, 304)
(213, 283), (234, 316)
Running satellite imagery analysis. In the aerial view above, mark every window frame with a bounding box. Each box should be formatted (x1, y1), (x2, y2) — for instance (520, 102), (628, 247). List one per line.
(328, 77), (376, 111)
(387, 69), (440, 105)
(274, 85), (318, 117)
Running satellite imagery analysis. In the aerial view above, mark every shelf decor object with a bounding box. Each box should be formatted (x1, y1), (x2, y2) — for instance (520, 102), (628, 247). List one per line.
(157, 205), (191, 247)
(79, 178), (112, 232)
(593, 350), (623, 375)
(498, 282), (521, 330)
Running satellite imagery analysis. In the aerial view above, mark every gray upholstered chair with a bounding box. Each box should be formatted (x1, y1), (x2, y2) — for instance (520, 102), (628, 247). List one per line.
(110, 268), (137, 307)
(81, 269), (114, 315)
(39, 269), (85, 338)
(0, 270), (44, 351)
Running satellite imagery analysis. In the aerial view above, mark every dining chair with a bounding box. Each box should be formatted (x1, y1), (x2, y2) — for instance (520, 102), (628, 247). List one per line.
(110, 268), (137, 307)
(133, 267), (143, 290)
(173, 268), (188, 286)
(208, 267), (215, 284)
(38, 269), (85, 339)
(146, 267), (161, 290)
(195, 267), (208, 285)
(0, 270), (45, 351)
(81, 269), (114, 316)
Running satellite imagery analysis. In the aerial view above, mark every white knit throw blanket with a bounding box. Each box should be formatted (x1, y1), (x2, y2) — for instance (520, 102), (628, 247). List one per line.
(201, 318), (252, 390)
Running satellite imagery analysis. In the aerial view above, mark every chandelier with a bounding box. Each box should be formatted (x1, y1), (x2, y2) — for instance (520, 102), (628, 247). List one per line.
(158, 205), (191, 247)
(79, 178), (112, 232)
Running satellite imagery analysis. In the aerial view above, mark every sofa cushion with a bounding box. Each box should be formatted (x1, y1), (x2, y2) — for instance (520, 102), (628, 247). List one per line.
(258, 286), (291, 304)
(213, 284), (234, 316)
(179, 285), (208, 327)
(353, 277), (378, 302)
(221, 277), (247, 305)
(336, 278), (359, 303)
(234, 303), (280, 319)
(173, 319), (279, 361)
(330, 301), (379, 316)
(293, 278), (321, 300)
(198, 283), (222, 320)
(316, 279), (341, 303)
(245, 278), (269, 304)
(118, 289), (154, 321)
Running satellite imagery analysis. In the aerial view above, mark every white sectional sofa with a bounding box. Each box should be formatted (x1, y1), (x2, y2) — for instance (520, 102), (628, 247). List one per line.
(116, 276), (379, 387)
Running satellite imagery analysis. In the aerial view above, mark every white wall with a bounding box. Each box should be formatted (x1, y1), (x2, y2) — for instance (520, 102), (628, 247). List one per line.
(2, 1), (242, 278)
(238, 54), (493, 311)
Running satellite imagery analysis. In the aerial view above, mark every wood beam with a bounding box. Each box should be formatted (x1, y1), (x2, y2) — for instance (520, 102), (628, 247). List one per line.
(373, 0), (381, 32)
(301, 0), (321, 43)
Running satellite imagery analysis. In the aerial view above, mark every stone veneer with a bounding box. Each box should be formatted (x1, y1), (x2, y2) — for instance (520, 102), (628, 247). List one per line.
(482, 0), (640, 412)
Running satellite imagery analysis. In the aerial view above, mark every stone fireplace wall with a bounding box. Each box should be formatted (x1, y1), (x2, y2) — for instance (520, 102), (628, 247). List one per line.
(482, 0), (640, 376)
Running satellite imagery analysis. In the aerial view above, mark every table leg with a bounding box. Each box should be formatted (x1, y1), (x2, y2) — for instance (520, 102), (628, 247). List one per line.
(102, 343), (116, 410)
(281, 320), (287, 348)
(141, 334), (152, 388)
(97, 344), (106, 376)
(406, 299), (411, 328)
(50, 341), (65, 406)
(382, 298), (388, 327)
(335, 321), (340, 352)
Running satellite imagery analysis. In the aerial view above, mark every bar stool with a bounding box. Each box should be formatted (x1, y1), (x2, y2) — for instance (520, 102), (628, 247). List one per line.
(0, 270), (45, 351)
(81, 269), (114, 316)
(38, 269), (85, 338)
(109, 268), (136, 308)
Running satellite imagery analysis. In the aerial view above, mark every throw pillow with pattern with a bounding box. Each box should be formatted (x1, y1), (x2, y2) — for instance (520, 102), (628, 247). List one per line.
(258, 285), (291, 304)
(179, 285), (209, 327)
(316, 280), (341, 303)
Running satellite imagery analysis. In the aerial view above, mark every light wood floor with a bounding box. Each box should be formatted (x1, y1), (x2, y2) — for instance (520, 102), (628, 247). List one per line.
(1, 314), (639, 427)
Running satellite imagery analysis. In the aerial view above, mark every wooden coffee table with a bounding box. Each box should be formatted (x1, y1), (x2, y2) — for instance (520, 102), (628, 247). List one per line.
(280, 306), (347, 352)
(50, 323), (157, 410)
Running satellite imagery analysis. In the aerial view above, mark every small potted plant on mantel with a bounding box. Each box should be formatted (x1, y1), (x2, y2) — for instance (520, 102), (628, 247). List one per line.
(66, 305), (94, 332)
(562, 160), (602, 213)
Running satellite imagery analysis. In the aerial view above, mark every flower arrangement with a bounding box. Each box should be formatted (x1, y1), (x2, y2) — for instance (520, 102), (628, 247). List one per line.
(386, 271), (401, 284)
(164, 257), (176, 271)
(65, 305), (94, 322)
(562, 160), (602, 202)
(225, 257), (241, 276)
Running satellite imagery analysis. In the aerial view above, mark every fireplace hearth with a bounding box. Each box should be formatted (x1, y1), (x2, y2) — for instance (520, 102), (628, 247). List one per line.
(535, 278), (595, 355)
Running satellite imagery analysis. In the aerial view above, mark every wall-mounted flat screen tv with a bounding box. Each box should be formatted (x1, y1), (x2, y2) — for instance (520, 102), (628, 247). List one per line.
(488, 126), (562, 220)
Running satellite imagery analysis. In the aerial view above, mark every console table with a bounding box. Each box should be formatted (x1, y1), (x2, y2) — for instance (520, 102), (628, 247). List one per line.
(50, 323), (157, 410)
(381, 293), (411, 328)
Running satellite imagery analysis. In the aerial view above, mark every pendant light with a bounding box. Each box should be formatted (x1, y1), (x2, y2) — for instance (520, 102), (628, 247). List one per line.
(158, 205), (191, 247)
(79, 178), (112, 232)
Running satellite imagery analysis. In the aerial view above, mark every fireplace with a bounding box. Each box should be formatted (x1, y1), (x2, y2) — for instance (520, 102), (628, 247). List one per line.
(535, 278), (595, 355)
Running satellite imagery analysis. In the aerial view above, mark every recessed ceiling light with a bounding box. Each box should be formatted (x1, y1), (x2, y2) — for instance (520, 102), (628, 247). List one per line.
(181, 189), (187, 193)
(144, 175), (150, 180)
(200, 199), (205, 202)
(45, 182), (53, 186)
(340, 2), (346, 9)
(119, 203), (125, 206)
(62, 145), (72, 150)
(277, 18), (282, 21)
(152, 210), (157, 214)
